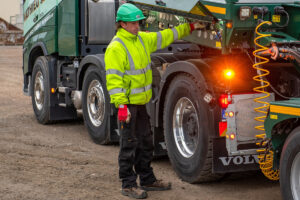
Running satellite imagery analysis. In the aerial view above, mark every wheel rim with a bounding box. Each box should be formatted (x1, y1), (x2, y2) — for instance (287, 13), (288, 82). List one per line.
(87, 79), (105, 127)
(34, 71), (44, 111)
(173, 97), (199, 158)
(291, 152), (300, 200)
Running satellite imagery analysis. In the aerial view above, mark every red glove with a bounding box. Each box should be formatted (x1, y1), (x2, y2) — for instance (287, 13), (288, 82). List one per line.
(118, 104), (128, 122)
(189, 23), (195, 32)
(189, 22), (206, 32)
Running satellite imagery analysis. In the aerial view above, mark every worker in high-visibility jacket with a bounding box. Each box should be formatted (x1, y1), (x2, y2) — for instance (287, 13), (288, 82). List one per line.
(105, 3), (202, 199)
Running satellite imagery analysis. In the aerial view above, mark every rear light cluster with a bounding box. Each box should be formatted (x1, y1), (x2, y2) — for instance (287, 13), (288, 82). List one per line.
(219, 94), (232, 109)
(219, 94), (235, 138)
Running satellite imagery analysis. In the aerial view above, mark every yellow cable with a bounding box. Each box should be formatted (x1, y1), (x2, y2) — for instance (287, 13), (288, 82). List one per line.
(253, 21), (279, 181)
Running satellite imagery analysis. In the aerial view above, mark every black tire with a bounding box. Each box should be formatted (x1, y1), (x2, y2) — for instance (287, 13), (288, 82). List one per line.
(163, 73), (222, 183)
(82, 65), (111, 144)
(31, 56), (51, 124)
(280, 126), (300, 200)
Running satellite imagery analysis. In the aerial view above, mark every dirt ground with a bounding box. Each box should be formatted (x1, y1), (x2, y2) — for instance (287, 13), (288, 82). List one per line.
(0, 46), (282, 200)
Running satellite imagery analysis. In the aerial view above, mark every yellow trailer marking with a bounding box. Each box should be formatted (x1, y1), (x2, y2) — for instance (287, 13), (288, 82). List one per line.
(204, 5), (226, 15)
(270, 105), (300, 116)
(190, 5), (206, 16)
(270, 114), (278, 120)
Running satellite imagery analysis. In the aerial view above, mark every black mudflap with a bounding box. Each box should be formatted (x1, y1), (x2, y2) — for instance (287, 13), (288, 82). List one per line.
(213, 138), (259, 173)
(48, 56), (77, 121)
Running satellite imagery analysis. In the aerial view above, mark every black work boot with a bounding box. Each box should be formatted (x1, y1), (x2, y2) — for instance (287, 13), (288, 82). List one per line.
(121, 187), (148, 199)
(141, 180), (172, 191)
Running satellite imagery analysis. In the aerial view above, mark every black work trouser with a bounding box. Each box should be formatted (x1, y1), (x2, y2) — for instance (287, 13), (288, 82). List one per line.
(118, 104), (157, 189)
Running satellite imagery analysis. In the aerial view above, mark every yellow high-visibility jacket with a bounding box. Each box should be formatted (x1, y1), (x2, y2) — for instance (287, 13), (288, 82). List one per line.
(105, 23), (191, 108)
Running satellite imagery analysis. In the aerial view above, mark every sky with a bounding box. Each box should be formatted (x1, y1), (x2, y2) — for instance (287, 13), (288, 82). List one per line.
(0, 0), (22, 22)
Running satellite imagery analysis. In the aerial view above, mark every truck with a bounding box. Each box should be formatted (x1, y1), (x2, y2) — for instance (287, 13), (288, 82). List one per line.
(23, 0), (300, 199)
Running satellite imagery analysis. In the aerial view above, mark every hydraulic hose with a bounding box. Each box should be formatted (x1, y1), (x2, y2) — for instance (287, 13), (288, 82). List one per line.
(253, 21), (279, 181)
(274, 10), (290, 28)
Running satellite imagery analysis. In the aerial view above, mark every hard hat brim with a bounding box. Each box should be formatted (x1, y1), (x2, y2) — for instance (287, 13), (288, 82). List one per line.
(116, 16), (146, 22)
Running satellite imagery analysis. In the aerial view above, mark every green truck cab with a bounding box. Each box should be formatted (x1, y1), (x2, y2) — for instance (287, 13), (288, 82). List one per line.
(23, 1), (300, 199)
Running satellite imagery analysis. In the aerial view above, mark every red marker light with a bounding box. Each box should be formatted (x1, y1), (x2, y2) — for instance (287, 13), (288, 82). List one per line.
(219, 94), (231, 109)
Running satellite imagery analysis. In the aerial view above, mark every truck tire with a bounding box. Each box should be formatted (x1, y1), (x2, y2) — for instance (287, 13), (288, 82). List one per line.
(31, 56), (51, 124)
(163, 73), (222, 183)
(82, 65), (110, 144)
(280, 126), (300, 200)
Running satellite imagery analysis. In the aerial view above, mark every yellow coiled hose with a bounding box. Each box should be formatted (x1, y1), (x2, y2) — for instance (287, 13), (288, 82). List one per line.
(253, 21), (279, 181)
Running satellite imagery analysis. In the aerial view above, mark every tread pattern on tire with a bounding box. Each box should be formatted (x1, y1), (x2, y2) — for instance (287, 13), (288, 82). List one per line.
(163, 73), (223, 183)
(280, 126), (300, 200)
(82, 65), (111, 145)
(31, 56), (52, 125)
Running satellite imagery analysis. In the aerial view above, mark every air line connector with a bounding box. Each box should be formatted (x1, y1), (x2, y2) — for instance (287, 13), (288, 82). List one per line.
(252, 7), (269, 15)
(274, 6), (285, 15)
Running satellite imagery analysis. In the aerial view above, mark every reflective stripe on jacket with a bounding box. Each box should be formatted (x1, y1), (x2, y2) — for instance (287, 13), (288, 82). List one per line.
(105, 23), (191, 108)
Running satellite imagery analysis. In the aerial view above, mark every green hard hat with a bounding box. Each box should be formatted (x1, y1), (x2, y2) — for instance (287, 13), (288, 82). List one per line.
(116, 3), (146, 22)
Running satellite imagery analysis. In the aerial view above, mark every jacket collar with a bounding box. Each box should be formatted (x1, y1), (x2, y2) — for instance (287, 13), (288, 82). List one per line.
(117, 28), (138, 40)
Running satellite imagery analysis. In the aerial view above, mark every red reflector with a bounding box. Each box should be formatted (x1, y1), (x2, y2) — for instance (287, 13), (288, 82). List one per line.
(219, 94), (231, 109)
(219, 121), (227, 137)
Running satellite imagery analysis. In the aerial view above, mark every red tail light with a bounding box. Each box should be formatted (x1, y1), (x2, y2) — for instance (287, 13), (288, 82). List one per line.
(219, 94), (231, 109)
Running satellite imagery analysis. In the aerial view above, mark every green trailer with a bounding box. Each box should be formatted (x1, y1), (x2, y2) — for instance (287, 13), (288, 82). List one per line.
(264, 99), (300, 199)
(23, 0), (300, 198)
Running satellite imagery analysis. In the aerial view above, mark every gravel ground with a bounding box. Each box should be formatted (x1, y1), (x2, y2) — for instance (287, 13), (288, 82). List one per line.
(0, 46), (281, 200)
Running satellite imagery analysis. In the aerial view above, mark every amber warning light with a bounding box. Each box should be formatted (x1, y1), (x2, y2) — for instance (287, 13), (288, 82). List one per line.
(226, 22), (233, 29)
(224, 69), (235, 80)
(230, 133), (236, 140)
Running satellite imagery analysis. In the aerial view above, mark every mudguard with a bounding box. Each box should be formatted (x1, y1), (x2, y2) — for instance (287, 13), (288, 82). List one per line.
(77, 54), (106, 90)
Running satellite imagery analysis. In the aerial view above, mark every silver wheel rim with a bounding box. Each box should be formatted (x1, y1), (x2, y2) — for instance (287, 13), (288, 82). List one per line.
(173, 97), (199, 158)
(87, 80), (105, 127)
(291, 152), (300, 200)
(34, 71), (44, 111)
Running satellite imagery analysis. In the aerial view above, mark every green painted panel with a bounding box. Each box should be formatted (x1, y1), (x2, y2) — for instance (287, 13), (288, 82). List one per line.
(39, 0), (62, 26)
(24, 0), (63, 36)
(271, 98), (300, 108)
(23, 8), (57, 74)
(24, 0), (40, 36)
(58, 0), (79, 56)
(265, 98), (300, 140)
(23, 28), (56, 74)
(284, 4), (300, 40)
(264, 98), (300, 164)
